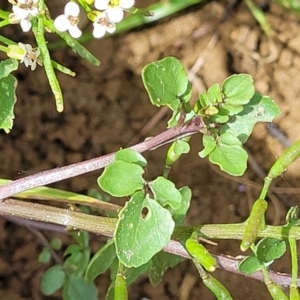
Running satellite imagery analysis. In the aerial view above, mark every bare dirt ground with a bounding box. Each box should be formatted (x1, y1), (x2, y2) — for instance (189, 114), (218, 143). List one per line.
(1, 0), (300, 299)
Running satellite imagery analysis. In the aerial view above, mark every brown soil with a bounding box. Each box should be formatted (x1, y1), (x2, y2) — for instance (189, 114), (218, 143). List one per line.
(1, 0), (300, 299)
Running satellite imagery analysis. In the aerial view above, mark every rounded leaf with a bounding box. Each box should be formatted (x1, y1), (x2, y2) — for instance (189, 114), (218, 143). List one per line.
(256, 238), (286, 263)
(115, 149), (147, 167)
(222, 74), (255, 105)
(115, 192), (175, 267)
(63, 274), (98, 300)
(38, 248), (51, 264)
(238, 255), (261, 274)
(85, 241), (116, 282)
(207, 83), (222, 104)
(149, 176), (182, 209)
(142, 57), (191, 110)
(208, 133), (248, 176)
(41, 265), (65, 296)
(199, 135), (217, 158)
(98, 161), (145, 197)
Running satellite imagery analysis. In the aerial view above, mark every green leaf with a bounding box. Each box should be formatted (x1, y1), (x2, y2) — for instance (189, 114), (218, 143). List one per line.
(220, 103), (243, 116)
(115, 149), (147, 167)
(98, 161), (145, 197)
(63, 274), (98, 300)
(238, 255), (261, 274)
(220, 93), (281, 143)
(199, 135), (217, 158)
(41, 265), (66, 296)
(71, 231), (89, 248)
(222, 74), (255, 105)
(199, 92), (210, 108)
(50, 237), (62, 250)
(173, 139), (190, 155)
(64, 244), (81, 257)
(207, 83), (222, 104)
(0, 58), (18, 80)
(149, 176), (182, 209)
(208, 107), (229, 123)
(64, 246), (90, 276)
(149, 252), (184, 286)
(115, 191), (175, 268)
(142, 57), (191, 110)
(208, 133), (248, 176)
(105, 283), (114, 300)
(166, 140), (188, 166)
(125, 261), (152, 285)
(0, 74), (17, 133)
(38, 248), (51, 264)
(256, 238), (286, 263)
(169, 186), (192, 225)
(85, 240), (116, 282)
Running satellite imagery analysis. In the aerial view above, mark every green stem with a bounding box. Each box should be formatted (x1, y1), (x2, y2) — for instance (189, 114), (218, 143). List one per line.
(289, 237), (300, 299)
(259, 177), (272, 200)
(0, 9), (10, 19)
(0, 20), (10, 28)
(0, 44), (7, 53)
(1, 199), (300, 287)
(0, 35), (15, 46)
(177, 223), (300, 241)
(32, 8), (64, 112)
(4, 199), (300, 242)
(244, 0), (272, 36)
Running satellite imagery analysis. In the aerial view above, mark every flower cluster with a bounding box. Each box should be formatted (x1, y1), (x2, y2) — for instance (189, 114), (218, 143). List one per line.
(54, 0), (135, 39)
(9, 0), (39, 32)
(54, 2), (82, 39)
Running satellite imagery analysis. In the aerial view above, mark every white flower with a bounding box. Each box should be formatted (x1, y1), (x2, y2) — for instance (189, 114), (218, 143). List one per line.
(54, 2), (82, 38)
(7, 43), (41, 71)
(92, 11), (116, 38)
(94, 0), (134, 23)
(9, 0), (39, 32)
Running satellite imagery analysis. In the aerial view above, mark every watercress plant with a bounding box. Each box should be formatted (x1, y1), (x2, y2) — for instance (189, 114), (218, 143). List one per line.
(1, 1), (300, 300)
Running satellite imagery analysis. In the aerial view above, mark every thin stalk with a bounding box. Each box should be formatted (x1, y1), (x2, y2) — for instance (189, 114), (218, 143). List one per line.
(1, 198), (300, 287)
(0, 44), (7, 52)
(289, 237), (300, 299)
(0, 35), (15, 46)
(0, 9), (10, 19)
(0, 117), (202, 200)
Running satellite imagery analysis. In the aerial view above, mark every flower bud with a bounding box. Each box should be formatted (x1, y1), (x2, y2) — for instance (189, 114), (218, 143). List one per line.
(6, 44), (26, 61)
